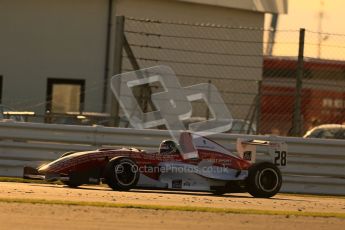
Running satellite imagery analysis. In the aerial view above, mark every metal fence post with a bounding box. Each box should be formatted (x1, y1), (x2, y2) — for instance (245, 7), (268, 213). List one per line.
(291, 28), (305, 136)
(206, 80), (211, 120)
(101, 0), (114, 113)
(255, 80), (262, 134)
(110, 16), (125, 126)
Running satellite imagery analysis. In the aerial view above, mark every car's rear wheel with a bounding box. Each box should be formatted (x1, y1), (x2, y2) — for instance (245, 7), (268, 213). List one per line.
(105, 157), (139, 191)
(247, 162), (282, 198)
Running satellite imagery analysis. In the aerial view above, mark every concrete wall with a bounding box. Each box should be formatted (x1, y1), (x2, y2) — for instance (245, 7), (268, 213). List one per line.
(0, 0), (109, 115)
(178, 0), (288, 14)
(116, 0), (264, 27)
(116, 0), (264, 119)
(0, 0), (266, 121)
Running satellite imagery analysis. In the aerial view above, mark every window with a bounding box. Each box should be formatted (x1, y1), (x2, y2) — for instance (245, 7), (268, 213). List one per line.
(322, 98), (333, 108)
(46, 79), (85, 114)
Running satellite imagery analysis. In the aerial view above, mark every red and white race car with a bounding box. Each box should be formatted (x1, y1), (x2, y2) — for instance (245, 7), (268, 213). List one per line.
(24, 132), (287, 198)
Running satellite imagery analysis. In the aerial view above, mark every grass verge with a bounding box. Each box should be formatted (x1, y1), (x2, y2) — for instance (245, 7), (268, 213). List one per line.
(0, 197), (344, 219)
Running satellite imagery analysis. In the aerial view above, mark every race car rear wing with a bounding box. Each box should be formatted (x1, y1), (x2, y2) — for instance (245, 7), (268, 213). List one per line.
(236, 139), (288, 167)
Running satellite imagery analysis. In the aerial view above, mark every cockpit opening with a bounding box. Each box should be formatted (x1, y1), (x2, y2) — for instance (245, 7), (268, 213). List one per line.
(159, 140), (180, 154)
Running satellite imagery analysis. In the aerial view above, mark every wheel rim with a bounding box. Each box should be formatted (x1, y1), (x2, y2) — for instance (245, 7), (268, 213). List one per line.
(257, 168), (279, 192)
(114, 161), (137, 186)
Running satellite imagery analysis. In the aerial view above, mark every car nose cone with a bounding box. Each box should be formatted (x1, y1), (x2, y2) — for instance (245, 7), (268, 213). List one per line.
(37, 163), (50, 174)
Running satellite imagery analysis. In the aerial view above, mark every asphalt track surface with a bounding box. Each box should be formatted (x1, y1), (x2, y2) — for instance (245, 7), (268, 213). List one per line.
(0, 182), (344, 229)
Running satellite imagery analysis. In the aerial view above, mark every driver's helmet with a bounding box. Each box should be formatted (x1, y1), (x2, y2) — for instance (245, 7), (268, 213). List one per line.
(159, 140), (179, 154)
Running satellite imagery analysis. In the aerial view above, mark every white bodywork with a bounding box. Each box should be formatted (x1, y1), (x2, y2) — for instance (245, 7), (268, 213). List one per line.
(237, 139), (288, 166)
(137, 136), (287, 192)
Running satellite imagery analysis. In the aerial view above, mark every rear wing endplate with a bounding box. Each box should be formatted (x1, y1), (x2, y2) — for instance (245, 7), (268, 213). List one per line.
(236, 139), (288, 167)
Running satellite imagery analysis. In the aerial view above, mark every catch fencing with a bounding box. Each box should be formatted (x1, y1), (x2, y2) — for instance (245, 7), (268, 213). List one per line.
(119, 16), (345, 137)
(0, 120), (344, 195)
(7, 16), (345, 139)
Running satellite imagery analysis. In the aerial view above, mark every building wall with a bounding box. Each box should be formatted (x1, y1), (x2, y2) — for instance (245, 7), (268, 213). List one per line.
(0, 0), (109, 115)
(115, 0), (264, 119)
(262, 58), (345, 135)
(116, 0), (263, 27)
(0, 0), (265, 121)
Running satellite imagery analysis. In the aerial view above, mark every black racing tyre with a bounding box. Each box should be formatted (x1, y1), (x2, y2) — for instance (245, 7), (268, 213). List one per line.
(247, 162), (282, 198)
(105, 157), (139, 191)
(60, 151), (77, 158)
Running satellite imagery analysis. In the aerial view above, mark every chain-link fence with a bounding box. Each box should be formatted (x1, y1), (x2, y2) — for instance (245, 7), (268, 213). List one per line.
(12, 16), (345, 137)
(118, 16), (345, 136)
(122, 17), (263, 134)
(262, 29), (345, 136)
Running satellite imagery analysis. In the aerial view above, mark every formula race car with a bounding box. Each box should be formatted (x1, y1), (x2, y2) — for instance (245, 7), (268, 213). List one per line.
(24, 132), (287, 198)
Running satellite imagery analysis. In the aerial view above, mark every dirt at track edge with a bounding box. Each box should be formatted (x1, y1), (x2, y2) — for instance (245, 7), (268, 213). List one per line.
(0, 197), (344, 219)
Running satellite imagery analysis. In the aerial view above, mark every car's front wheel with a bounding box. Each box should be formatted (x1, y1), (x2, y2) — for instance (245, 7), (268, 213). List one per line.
(247, 162), (282, 198)
(105, 157), (139, 191)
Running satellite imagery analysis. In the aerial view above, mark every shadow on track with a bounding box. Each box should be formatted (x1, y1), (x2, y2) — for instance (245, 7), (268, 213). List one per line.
(25, 183), (310, 201)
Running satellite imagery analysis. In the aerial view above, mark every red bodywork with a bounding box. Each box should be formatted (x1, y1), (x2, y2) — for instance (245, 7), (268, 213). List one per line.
(29, 132), (284, 198)
(38, 134), (252, 181)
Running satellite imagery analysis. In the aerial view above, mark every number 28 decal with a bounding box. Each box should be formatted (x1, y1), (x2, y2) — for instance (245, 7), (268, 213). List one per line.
(274, 151), (287, 166)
